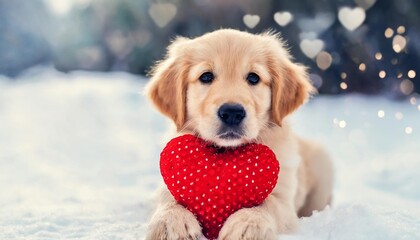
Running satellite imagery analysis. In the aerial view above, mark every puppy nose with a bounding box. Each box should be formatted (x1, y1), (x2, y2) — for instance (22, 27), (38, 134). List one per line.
(217, 104), (246, 126)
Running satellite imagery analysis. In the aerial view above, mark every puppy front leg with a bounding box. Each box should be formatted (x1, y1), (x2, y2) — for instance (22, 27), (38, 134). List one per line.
(218, 168), (299, 240)
(218, 195), (297, 240)
(217, 202), (276, 240)
(146, 187), (202, 240)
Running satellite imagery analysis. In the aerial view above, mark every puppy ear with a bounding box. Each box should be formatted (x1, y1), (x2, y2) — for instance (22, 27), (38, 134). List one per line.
(145, 37), (190, 130)
(264, 33), (315, 125)
(271, 62), (315, 125)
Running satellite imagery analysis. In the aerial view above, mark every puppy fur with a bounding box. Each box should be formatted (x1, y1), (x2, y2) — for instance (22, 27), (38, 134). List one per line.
(145, 29), (333, 240)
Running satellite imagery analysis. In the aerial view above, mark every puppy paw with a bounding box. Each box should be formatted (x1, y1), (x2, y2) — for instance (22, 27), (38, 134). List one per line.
(218, 208), (277, 240)
(145, 204), (202, 240)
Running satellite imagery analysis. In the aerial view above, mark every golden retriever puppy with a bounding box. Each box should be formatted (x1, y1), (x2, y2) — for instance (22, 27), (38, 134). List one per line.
(145, 29), (333, 240)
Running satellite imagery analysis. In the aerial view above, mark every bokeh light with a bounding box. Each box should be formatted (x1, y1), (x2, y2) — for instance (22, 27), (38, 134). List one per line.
(339, 120), (347, 128)
(405, 127), (413, 134)
(379, 70), (386, 79)
(395, 112), (403, 120)
(397, 26), (405, 34)
(316, 51), (333, 70)
(384, 28), (394, 38)
(408, 70), (416, 79)
(392, 35), (407, 53)
(400, 80), (414, 95)
(378, 110), (385, 118)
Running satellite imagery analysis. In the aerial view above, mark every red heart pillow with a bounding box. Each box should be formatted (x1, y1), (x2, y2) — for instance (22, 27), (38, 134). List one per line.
(160, 134), (280, 239)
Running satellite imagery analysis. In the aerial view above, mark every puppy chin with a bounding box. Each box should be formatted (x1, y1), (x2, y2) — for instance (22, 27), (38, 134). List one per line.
(198, 129), (248, 147)
(213, 137), (246, 147)
(197, 123), (258, 148)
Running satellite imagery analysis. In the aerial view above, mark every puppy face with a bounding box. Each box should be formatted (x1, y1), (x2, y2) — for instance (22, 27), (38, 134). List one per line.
(147, 29), (314, 147)
(185, 33), (272, 147)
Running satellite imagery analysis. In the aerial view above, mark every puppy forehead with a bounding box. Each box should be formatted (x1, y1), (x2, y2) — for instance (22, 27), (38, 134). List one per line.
(190, 35), (268, 62)
(187, 35), (271, 83)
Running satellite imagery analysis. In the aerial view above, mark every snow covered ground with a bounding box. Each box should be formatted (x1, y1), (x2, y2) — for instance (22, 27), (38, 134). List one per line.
(1, 68), (419, 239)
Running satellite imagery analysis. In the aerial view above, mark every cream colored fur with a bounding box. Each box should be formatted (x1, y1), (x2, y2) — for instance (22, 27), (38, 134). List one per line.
(145, 29), (333, 240)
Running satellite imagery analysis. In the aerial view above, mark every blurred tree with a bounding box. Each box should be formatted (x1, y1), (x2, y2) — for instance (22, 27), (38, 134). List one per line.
(0, 0), (52, 77)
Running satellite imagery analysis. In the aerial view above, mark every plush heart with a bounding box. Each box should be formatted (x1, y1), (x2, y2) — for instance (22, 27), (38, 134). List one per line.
(160, 134), (280, 239)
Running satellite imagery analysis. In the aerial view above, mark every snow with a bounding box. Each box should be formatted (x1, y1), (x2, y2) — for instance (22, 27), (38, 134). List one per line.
(1, 68), (419, 239)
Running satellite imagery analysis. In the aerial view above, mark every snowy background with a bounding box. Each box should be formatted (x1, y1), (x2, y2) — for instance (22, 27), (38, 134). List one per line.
(1, 68), (419, 239)
(1, 0), (419, 238)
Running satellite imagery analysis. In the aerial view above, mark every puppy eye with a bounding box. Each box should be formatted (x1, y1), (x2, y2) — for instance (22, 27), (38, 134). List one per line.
(246, 72), (260, 85)
(199, 72), (214, 84)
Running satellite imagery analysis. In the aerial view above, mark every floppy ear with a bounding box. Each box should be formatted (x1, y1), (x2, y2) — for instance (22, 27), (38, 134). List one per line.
(145, 37), (190, 130)
(264, 34), (315, 125)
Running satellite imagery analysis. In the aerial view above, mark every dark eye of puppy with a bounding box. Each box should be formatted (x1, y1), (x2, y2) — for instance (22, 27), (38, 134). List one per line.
(199, 72), (214, 84)
(246, 72), (260, 85)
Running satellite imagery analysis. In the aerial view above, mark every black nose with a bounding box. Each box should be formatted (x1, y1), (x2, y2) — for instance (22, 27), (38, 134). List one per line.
(217, 104), (246, 126)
